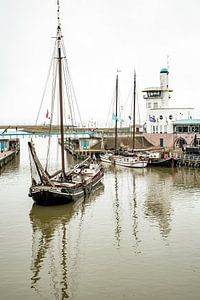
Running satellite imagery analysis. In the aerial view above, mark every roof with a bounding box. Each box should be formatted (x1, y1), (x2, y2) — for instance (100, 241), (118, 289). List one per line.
(160, 68), (169, 73)
(149, 107), (193, 111)
(142, 87), (173, 92)
(173, 119), (200, 125)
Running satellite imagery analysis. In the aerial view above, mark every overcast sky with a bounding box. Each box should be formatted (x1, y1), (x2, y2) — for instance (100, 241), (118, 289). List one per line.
(1, 0), (200, 126)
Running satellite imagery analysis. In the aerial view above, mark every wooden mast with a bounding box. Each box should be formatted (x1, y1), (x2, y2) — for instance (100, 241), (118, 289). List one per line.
(132, 70), (136, 151)
(114, 74), (118, 153)
(57, 1), (65, 176)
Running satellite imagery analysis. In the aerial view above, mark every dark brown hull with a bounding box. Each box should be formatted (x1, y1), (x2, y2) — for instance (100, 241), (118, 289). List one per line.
(29, 169), (104, 206)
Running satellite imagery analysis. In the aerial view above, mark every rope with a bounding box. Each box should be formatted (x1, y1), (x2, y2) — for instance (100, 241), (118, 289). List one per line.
(35, 57), (54, 125)
(62, 41), (83, 126)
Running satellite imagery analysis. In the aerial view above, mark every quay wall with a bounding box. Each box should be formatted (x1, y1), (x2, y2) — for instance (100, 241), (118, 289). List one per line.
(0, 150), (19, 169)
(143, 133), (174, 148)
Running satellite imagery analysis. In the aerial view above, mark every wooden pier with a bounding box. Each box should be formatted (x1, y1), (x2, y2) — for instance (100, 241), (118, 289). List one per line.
(0, 138), (20, 169)
(0, 150), (19, 169)
(176, 153), (200, 168)
(64, 138), (103, 158)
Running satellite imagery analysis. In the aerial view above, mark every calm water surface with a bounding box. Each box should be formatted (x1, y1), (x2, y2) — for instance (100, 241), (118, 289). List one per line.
(1, 137), (200, 300)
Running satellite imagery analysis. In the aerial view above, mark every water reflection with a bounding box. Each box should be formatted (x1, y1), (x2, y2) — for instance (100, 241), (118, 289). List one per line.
(173, 167), (200, 188)
(144, 168), (174, 239)
(29, 183), (104, 299)
(128, 172), (141, 253)
(110, 167), (147, 251)
(113, 168), (121, 248)
(143, 167), (200, 238)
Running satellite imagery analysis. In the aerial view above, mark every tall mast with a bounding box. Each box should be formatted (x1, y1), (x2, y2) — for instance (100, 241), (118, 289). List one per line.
(132, 70), (136, 151)
(57, 0), (65, 175)
(114, 74), (118, 153)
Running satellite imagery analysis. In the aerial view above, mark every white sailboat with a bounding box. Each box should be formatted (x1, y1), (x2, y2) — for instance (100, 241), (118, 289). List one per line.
(100, 71), (148, 168)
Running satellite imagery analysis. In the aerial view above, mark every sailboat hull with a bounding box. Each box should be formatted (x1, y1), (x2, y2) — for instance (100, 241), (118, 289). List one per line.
(29, 169), (104, 206)
(100, 154), (148, 168)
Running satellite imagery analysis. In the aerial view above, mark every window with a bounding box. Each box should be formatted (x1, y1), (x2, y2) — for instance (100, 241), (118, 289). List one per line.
(153, 102), (158, 108)
(169, 115), (173, 120)
(176, 126), (183, 133)
(159, 115), (163, 120)
(160, 125), (162, 133)
(160, 138), (164, 147)
(147, 102), (151, 108)
(164, 125), (167, 133)
(191, 126), (199, 133)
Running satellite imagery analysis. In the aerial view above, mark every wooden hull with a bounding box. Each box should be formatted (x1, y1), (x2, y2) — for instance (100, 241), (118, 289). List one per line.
(148, 157), (173, 167)
(29, 169), (104, 206)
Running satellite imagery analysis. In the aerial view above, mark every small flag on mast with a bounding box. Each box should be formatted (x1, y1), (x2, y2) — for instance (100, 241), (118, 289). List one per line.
(112, 113), (119, 121)
(46, 109), (50, 119)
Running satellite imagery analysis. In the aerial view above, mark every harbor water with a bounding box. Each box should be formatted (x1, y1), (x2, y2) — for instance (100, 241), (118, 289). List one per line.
(1, 136), (200, 300)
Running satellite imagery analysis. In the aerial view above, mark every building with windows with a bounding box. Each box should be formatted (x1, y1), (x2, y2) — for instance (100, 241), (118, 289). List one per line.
(173, 119), (200, 147)
(142, 68), (194, 147)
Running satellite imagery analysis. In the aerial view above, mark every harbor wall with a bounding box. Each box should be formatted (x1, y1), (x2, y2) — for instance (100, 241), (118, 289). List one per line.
(0, 150), (19, 169)
(144, 133), (174, 148)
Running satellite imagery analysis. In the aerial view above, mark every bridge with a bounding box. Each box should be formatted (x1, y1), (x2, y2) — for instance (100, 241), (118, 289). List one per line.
(0, 125), (95, 137)
(0, 125), (154, 147)
(0, 124), (134, 138)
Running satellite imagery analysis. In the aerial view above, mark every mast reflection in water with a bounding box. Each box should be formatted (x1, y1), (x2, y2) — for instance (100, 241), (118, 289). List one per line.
(105, 165), (147, 252)
(29, 184), (104, 299)
(144, 168), (173, 238)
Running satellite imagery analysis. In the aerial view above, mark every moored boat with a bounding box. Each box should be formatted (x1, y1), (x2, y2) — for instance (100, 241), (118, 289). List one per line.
(100, 71), (148, 168)
(29, 142), (104, 205)
(100, 152), (148, 168)
(147, 151), (174, 167)
(28, 1), (104, 206)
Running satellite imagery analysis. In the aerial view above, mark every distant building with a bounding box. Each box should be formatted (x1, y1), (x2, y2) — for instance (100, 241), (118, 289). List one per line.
(142, 68), (195, 147)
(173, 119), (200, 147)
(143, 68), (194, 134)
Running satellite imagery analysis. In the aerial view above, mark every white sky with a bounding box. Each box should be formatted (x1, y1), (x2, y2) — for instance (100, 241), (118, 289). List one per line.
(1, 0), (200, 126)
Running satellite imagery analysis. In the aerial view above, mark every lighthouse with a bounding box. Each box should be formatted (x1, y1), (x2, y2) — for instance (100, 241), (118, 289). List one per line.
(160, 68), (171, 107)
(142, 68), (172, 111)
(142, 68), (193, 136)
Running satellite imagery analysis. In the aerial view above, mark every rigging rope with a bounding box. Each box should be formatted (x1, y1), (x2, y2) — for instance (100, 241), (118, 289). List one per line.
(35, 57), (54, 125)
(45, 58), (58, 171)
(62, 41), (83, 127)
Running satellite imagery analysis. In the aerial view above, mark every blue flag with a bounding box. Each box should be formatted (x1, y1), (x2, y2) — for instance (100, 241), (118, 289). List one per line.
(112, 113), (119, 121)
(149, 115), (156, 122)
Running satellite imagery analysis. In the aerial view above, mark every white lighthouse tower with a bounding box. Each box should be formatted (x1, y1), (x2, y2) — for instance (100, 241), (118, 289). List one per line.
(160, 68), (171, 107)
(143, 68), (172, 112)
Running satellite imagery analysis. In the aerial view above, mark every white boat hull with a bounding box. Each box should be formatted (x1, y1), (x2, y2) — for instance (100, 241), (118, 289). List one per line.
(100, 154), (148, 168)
